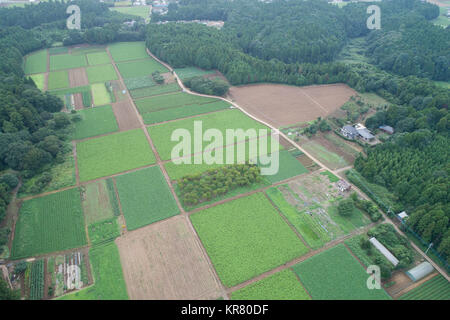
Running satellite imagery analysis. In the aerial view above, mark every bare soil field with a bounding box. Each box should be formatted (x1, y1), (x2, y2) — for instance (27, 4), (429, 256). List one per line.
(68, 68), (89, 88)
(116, 216), (222, 300)
(111, 100), (141, 131)
(162, 72), (176, 84)
(228, 83), (356, 128)
(73, 93), (84, 110)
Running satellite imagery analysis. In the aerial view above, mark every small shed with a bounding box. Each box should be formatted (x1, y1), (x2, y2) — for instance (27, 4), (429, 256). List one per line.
(336, 179), (351, 192)
(406, 262), (434, 282)
(341, 125), (358, 140)
(369, 237), (399, 266)
(398, 211), (408, 221)
(379, 125), (394, 135)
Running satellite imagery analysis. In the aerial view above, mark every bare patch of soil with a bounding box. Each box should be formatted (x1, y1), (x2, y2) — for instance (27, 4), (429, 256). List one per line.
(68, 68), (89, 88)
(111, 100), (141, 131)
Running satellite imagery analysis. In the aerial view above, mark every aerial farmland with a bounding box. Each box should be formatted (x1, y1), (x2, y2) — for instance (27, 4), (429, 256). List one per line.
(1, 0), (449, 305)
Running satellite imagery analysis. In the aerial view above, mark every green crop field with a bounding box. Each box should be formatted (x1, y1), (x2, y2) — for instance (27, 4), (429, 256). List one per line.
(399, 275), (450, 300)
(130, 83), (181, 99)
(124, 75), (155, 90)
(292, 244), (390, 300)
(135, 92), (217, 114)
(110, 6), (151, 18)
(108, 42), (149, 62)
(50, 53), (87, 71)
(72, 105), (118, 140)
(24, 50), (47, 74)
(29, 73), (45, 90)
(231, 269), (310, 300)
(260, 150), (308, 184)
(12, 188), (87, 259)
(88, 218), (120, 245)
(49, 47), (69, 55)
(190, 192), (308, 287)
(59, 243), (128, 300)
(47, 70), (69, 90)
(86, 51), (111, 65)
(86, 64), (118, 83)
(116, 58), (168, 78)
(174, 67), (216, 80)
(301, 141), (348, 169)
(148, 109), (269, 161)
(76, 129), (156, 182)
(115, 166), (180, 230)
(143, 100), (231, 125)
(82, 179), (120, 225)
(91, 83), (111, 106)
(266, 187), (329, 249)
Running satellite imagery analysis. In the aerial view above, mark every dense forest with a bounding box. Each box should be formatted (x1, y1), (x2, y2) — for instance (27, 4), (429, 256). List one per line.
(148, 0), (449, 263)
(0, 0), (140, 255)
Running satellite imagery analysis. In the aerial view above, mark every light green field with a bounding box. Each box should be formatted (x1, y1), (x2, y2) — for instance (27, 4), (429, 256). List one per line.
(24, 50), (47, 74)
(148, 109), (269, 161)
(49, 47), (69, 55)
(50, 54), (87, 71)
(292, 244), (391, 300)
(115, 167), (180, 230)
(231, 269), (310, 300)
(29, 73), (45, 90)
(47, 70), (69, 90)
(108, 42), (149, 62)
(72, 105), (118, 140)
(301, 140), (348, 170)
(58, 243), (128, 300)
(116, 58), (168, 78)
(261, 150), (308, 184)
(12, 188), (87, 259)
(135, 91), (217, 114)
(91, 83), (111, 106)
(110, 6), (151, 18)
(86, 64), (118, 84)
(174, 67), (216, 80)
(86, 51), (111, 66)
(190, 192), (308, 287)
(82, 180), (119, 225)
(130, 83), (182, 99)
(76, 129), (156, 182)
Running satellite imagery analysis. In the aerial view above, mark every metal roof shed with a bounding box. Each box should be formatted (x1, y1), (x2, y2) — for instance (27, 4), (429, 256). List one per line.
(369, 237), (399, 266)
(406, 262), (435, 282)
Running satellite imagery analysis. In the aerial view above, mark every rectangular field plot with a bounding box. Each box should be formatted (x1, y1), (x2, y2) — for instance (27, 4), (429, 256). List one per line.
(108, 42), (149, 62)
(12, 188), (87, 259)
(143, 100), (230, 125)
(174, 67), (216, 80)
(86, 64), (118, 84)
(124, 75), (155, 90)
(49, 47), (69, 55)
(50, 53), (87, 71)
(116, 58), (168, 78)
(260, 150), (308, 184)
(47, 70), (69, 90)
(82, 179), (120, 225)
(135, 91), (216, 114)
(230, 269), (310, 300)
(110, 6), (151, 18)
(399, 275), (450, 300)
(88, 218), (120, 245)
(148, 109), (269, 161)
(130, 83), (181, 99)
(116, 216), (222, 299)
(86, 51), (110, 66)
(300, 139), (348, 170)
(59, 243), (128, 300)
(24, 50), (47, 74)
(292, 244), (390, 300)
(30, 73), (45, 91)
(266, 172), (370, 249)
(115, 166), (180, 230)
(76, 129), (156, 182)
(72, 105), (119, 140)
(190, 192), (308, 287)
(91, 83), (111, 106)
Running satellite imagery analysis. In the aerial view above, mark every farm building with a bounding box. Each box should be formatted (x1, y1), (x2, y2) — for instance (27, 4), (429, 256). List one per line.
(379, 125), (394, 135)
(341, 125), (358, 140)
(355, 123), (375, 142)
(336, 179), (351, 192)
(397, 211), (409, 221)
(369, 237), (399, 266)
(406, 262), (435, 282)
